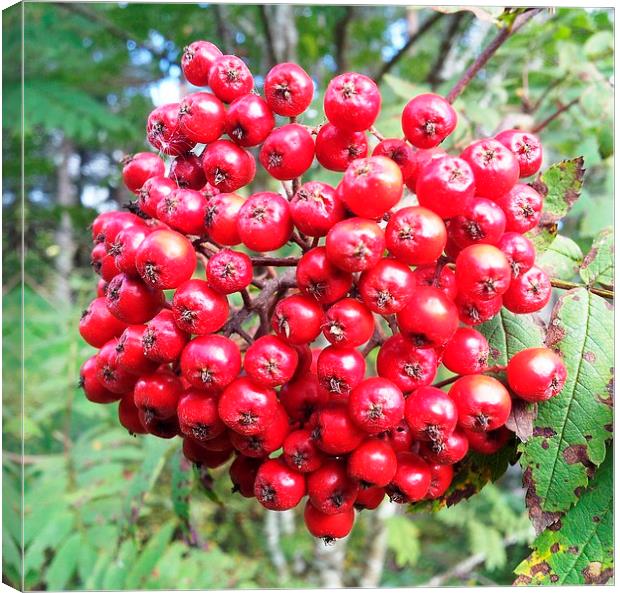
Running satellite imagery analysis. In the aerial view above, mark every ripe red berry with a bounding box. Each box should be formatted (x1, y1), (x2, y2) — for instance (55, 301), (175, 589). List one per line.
(416, 155), (475, 219)
(204, 192), (245, 245)
(348, 377), (405, 434)
(317, 345), (366, 401)
(136, 229), (197, 290)
(455, 244), (512, 302)
(376, 334), (437, 393)
(348, 438), (397, 487)
(122, 152), (165, 194)
(465, 426), (512, 455)
(507, 347), (567, 402)
(156, 188), (207, 236)
(502, 266), (551, 314)
(455, 292), (503, 326)
(401, 93), (457, 149)
(115, 325), (159, 376)
(91, 211), (142, 244)
(208, 54), (254, 103)
(280, 375), (327, 422)
(290, 181), (345, 237)
(442, 328), (490, 375)
(134, 369), (183, 421)
(411, 264), (457, 300)
(420, 428), (469, 465)
(169, 153), (206, 190)
(105, 273), (164, 324)
(308, 459), (359, 515)
(254, 458), (306, 511)
(354, 486), (385, 510)
(358, 258), (415, 315)
(449, 196), (507, 248)
(386, 452), (431, 503)
(449, 374), (512, 432)
(296, 247), (352, 305)
(206, 248), (253, 294)
(373, 138), (417, 181)
(264, 62), (314, 116)
(323, 298), (374, 348)
(324, 72), (381, 132)
(146, 103), (194, 155)
(142, 309), (189, 363)
(79, 297), (127, 348)
(303, 500), (355, 542)
(341, 156), (403, 219)
(183, 438), (233, 466)
(425, 463), (454, 499)
(177, 389), (226, 441)
(230, 454), (262, 497)
(495, 129), (543, 178)
(225, 94), (275, 147)
(138, 176), (177, 218)
(181, 40), (222, 86)
(396, 286), (459, 348)
(495, 183), (543, 234)
(378, 419), (414, 453)
(195, 430), (233, 453)
(325, 217), (385, 273)
(118, 391), (147, 434)
(230, 404), (290, 457)
(244, 335), (299, 388)
(110, 225), (150, 276)
(405, 385), (458, 443)
(180, 335), (241, 391)
(259, 124), (315, 180)
(405, 147), (445, 190)
(460, 138), (520, 200)
(172, 279), (229, 334)
(496, 232), (536, 279)
(237, 191), (293, 252)
(272, 294), (324, 345)
(309, 403), (365, 455)
(315, 123), (368, 171)
(283, 429), (326, 473)
(80, 355), (120, 404)
(202, 139), (256, 193)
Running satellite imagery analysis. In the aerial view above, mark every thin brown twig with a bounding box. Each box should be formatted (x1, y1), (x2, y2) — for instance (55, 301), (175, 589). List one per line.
(532, 98), (580, 133)
(251, 256), (301, 267)
(550, 278), (614, 300)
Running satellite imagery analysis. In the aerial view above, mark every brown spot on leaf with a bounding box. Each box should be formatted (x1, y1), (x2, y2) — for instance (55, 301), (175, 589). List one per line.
(568, 546), (579, 554)
(574, 486), (586, 498)
(505, 400), (537, 442)
(592, 515), (601, 523)
(545, 305), (567, 348)
(604, 423), (613, 433)
(584, 434), (592, 441)
(533, 427), (557, 438)
(531, 562), (551, 576)
(548, 520), (562, 531)
(523, 467), (562, 534)
(562, 444), (596, 477)
(542, 441), (549, 449)
(550, 575), (559, 583)
(550, 542), (560, 553)
(582, 562), (613, 584)
(583, 351), (596, 363)
(446, 484), (476, 507)
(581, 247), (598, 268)
(513, 575), (532, 586)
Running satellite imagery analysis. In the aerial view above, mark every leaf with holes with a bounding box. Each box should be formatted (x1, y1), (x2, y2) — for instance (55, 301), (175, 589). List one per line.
(520, 288), (613, 523)
(537, 235), (583, 281)
(514, 450), (613, 585)
(526, 158), (585, 253)
(579, 228), (613, 289)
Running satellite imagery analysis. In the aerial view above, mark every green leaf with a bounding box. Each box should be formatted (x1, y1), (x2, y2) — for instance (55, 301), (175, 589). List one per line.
(537, 235), (583, 281)
(125, 521), (176, 589)
(45, 533), (82, 590)
(520, 288), (613, 521)
(579, 228), (613, 289)
(526, 158), (585, 253)
(514, 451), (613, 585)
(386, 516), (420, 568)
(171, 450), (193, 526)
(478, 309), (546, 368)
(382, 74), (425, 101)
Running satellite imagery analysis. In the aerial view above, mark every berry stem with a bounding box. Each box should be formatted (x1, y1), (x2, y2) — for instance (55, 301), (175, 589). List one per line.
(550, 278), (614, 300)
(251, 256), (300, 267)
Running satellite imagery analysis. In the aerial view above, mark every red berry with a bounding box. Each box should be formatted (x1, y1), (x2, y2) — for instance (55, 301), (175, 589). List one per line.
(183, 438), (233, 466)
(280, 375), (327, 423)
(225, 94), (274, 147)
(303, 500), (355, 542)
(172, 279), (229, 334)
(315, 123), (368, 171)
(296, 247), (352, 305)
(199, 431), (233, 452)
(202, 139), (256, 193)
(378, 419), (414, 453)
(386, 452), (431, 503)
(146, 103), (194, 155)
(208, 54), (254, 103)
(354, 486), (385, 510)
(507, 347), (567, 402)
(244, 335), (299, 388)
(272, 294), (324, 345)
(142, 309), (189, 363)
(115, 325), (159, 376)
(402, 93), (457, 149)
(283, 429), (326, 473)
(317, 345), (366, 401)
(156, 188), (207, 236)
(460, 138), (520, 200)
(206, 249), (253, 294)
(134, 368), (183, 420)
(264, 62), (314, 117)
(497, 232), (536, 279)
(405, 385), (458, 442)
(455, 292), (503, 326)
(449, 374), (511, 432)
(341, 156), (403, 219)
(237, 191), (293, 252)
(80, 355), (120, 404)
(449, 196), (506, 248)
(396, 286), (459, 348)
(465, 426), (512, 455)
(110, 225), (150, 276)
(180, 335), (241, 391)
(290, 181), (345, 237)
(138, 176), (177, 218)
(325, 217), (385, 273)
(455, 244), (512, 302)
(416, 155), (475, 219)
(122, 152), (165, 194)
(495, 183), (543, 234)
(259, 124), (315, 180)
(358, 258), (415, 315)
(425, 463), (454, 499)
(218, 377), (279, 436)
(405, 147), (446, 190)
(230, 455), (262, 497)
(143, 415), (181, 440)
(495, 129), (543, 178)
(136, 229), (197, 290)
(230, 404), (290, 457)
(348, 377), (405, 434)
(79, 297), (127, 348)
(254, 458), (306, 511)
(169, 153), (206, 190)
(385, 206), (447, 266)
(105, 273), (164, 324)
(177, 389), (226, 441)
(204, 192), (245, 245)
(118, 391), (147, 434)
(181, 41), (222, 86)
(178, 91), (227, 144)
(377, 334), (437, 393)
(442, 328), (490, 375)
(323, 298), (374, 348)
(324, 72), (381, 132)
(308, 459), (359, 515)
(411, 264), (457, 300)
(309, 403), (365, 455)
(348, 438), (397, 487)
(372, 138), (417, 181)
(420, 429), (469, 464)
(502, 266), (551, 314)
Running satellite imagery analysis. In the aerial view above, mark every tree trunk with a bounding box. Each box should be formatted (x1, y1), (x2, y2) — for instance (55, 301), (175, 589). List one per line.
(358, 501), (396, 587)
(312, 535), (349, 587)
(54, 135), (78, 304)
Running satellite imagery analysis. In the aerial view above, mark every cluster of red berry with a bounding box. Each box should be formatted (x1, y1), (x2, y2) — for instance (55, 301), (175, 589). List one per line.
(79, 40), (568, 542)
